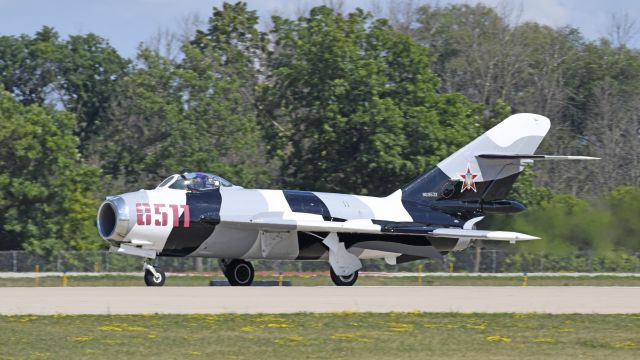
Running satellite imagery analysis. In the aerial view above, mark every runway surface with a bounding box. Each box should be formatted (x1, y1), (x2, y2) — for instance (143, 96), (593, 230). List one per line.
(1, 286), (639, 315)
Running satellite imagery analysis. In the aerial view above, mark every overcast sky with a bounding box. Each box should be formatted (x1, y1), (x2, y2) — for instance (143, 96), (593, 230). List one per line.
(1, 0), (638, 58)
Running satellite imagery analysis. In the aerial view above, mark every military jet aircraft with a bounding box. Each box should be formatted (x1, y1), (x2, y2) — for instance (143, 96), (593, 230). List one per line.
(97, 113), (597, 286)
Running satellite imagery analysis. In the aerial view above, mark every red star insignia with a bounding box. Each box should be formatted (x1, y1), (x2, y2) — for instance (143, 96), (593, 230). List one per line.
(459, 164), (478, 192)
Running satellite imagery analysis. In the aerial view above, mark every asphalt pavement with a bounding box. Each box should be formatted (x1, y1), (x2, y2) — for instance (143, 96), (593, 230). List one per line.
(1, 286), (639, 315)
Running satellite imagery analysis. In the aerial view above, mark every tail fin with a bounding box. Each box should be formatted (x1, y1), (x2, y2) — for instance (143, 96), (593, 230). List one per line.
(399, 113), (596, 205)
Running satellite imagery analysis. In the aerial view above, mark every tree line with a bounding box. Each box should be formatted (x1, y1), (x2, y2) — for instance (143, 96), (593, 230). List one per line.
(0, 2), (638, 255)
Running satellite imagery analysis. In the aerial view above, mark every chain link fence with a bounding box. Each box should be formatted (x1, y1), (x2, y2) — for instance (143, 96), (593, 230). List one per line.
(1, 249), (639, 273)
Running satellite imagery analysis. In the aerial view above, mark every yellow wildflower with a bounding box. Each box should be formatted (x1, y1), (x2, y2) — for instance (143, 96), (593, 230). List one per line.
(240, 326), (260, 332)
(486, 335), (512, 343)
(254, 316), (286, 322)
(611, 341), (636, 349)
(123, 326), (146, 332)
(69, 336), (92, 342)
(267, 323), (291, 328)
(387, 323), (414, 332)
(97, 326), (123, 331)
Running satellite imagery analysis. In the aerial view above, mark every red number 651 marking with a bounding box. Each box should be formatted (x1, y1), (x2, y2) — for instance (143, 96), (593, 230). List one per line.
(136, 203), (190, 227)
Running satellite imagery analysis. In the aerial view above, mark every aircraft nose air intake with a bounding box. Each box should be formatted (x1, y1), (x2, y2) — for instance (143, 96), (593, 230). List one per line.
(97, 196), (130, 242)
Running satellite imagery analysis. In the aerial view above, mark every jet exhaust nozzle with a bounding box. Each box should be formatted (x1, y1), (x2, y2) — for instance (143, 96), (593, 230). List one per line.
(97, 196), (130, 242)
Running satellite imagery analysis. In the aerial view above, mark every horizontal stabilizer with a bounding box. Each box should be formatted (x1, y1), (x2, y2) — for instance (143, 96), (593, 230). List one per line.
(477, 154), (599, 160)
(430, 228), (539, 242)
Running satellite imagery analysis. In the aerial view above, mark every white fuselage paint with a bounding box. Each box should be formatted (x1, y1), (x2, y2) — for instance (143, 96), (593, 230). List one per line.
(188, 187), (413, 260)
(121, 188), (187, 253)
(437, 113), (551, 181)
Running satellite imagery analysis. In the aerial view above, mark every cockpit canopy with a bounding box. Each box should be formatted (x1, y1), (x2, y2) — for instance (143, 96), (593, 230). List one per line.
(156, 172), (234, 191)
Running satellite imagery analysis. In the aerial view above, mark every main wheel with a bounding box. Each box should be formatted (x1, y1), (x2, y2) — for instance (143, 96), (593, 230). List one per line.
(223, 259), (254, 286)
(330, 267), (358, 286)
(144, 268), (166, 286)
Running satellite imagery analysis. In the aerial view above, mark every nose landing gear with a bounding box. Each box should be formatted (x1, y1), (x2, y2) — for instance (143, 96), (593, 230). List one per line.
(219, 259), (255, 286)
(143, 261), (166, 287)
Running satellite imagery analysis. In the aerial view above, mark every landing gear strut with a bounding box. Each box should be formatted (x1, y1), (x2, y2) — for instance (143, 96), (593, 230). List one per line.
(219, 259), (255, 286)
(330, 267), (359, 286)
(143, 261), (166, 287)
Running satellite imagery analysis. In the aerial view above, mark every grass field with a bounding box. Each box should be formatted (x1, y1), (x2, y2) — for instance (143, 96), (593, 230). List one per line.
(2, 273), (640, 287)
(0, 312), (638, 359)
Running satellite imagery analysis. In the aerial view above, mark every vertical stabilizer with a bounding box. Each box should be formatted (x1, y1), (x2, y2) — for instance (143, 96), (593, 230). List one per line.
(400, 113), (551, 204)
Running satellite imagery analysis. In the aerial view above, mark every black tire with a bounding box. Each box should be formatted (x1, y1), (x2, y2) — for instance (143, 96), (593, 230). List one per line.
(223, 259), (254, 286)
(144, 268), (166, 287)
(330, 267), (358, 286)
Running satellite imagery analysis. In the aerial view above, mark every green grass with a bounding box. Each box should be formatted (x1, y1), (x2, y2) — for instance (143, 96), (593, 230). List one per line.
(2, 273), (640, 287)
(0, 313), (638, 359)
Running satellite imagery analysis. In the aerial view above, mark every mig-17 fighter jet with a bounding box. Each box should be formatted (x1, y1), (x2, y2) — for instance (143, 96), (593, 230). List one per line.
(97, 113), (596, 286)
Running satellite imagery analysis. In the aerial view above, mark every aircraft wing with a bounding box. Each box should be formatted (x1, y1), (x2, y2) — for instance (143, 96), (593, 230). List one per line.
(224, 212), (538, 242)
(241, 213), (382, 234)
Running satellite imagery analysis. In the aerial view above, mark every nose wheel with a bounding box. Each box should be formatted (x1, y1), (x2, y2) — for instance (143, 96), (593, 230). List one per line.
(330, 267), (358, 286)
(219, 259), (254, 286)
(143, 262), (166, 286)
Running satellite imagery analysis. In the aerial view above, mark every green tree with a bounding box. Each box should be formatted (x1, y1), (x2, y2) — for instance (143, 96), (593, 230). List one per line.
(260, 6), (483, 195)
(98, 2), (272, 191)
(605, 186), (640, 251)
(59, 33), (130, 150)
(0, 27), (130, 154)
(0, 26), (65, 106)
(0, 91), (102, 252)
(491, 187), (640, 254)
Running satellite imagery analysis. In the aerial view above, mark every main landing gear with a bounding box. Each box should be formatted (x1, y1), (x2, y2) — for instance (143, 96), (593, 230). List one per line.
(143, 261), (166, 287)
(219, 259), (255, 286)
(330, 267), (359, 286)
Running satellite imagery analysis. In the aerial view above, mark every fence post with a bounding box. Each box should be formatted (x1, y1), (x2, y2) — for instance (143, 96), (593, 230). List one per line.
(12, 251), (17, 272)
(491, 250), (497, 273)
(473, 242), (482, 273)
